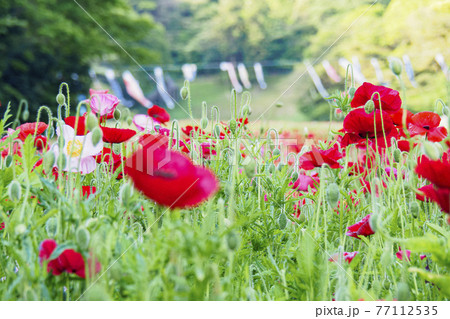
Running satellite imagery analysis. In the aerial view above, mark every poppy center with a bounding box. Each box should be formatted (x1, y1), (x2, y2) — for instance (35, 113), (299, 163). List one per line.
(66, 140), (83, 157)
(423, 125), (430, 130)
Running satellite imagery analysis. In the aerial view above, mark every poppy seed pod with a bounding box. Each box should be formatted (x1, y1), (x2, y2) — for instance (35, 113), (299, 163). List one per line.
(364, 100), (375, 114)
(389, 58), (403, 76)
(348, 87), (356, 98)
(291, 171), (299, 183)
(4, 154), (13, 168)
(57, 153), (67, 169)
(45, 217), (58, 237)
(8, 180), (21, 202)
(56, 93), (66, 105)
(422, 141), (440, 160)
(76, 227), (90, 250)
(86, 112), (98, 131)
(326, 183), (340, 208)
(393, 148), (402, 163)
(214, 125), (221, 139)
(92, 127), (102, 146)
(180, 86), (189, 100)
(273, 148), (281, 157)
(241, 104), (250, 116)
(43, 151), (56, 174)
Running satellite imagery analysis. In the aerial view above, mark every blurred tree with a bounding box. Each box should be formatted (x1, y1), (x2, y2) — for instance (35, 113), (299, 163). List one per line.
(0, 0), (166, 118)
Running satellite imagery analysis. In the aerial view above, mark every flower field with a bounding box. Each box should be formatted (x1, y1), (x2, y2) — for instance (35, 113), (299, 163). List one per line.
(0, 79), (449, 301)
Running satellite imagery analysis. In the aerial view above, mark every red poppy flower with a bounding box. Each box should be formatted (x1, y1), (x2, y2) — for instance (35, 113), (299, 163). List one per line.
(290, 173), (319, 193)
(100, 126), (136, 144)
(0, 222), (4, 231)
(298, 144), (343, 170)
(81, 186), (97, 198)
(416, 185), (450, 215)
(95, 147), (124, 179)
(329, 251), (359, 264)
(124, 140), (219, 209)
(407, 111), (447, 142)
(351, 82), (402, 113)
(17, 122), (48, 141)
(346, 214), (375, 239)
(147, 105), (170, 125)
(341, 108), (395, 147)
(34, 135), (48, 152)
(39, 239), (101, 279)
(415, 155), (450, 189)
(396, 248), (411, 261)
(390, 108), (413, 128)
(416, 184), (434, 202)
(397, 140), (414, 152)
(64, 114), (88, 136)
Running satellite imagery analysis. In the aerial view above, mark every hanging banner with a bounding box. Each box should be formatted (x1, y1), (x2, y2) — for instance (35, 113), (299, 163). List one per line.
(402, 55), (418, 88)
(370, 58), (386, 85)
(321, 60), (341, 83)
(105, 69), (133, 108)
(339, 58), (365, 84)
(181, 64), (197, 82)
(435, 53), (449, 77)
(237, 63), (252, 89)
(253, 62), (267, 90)
(220, 62), (243, 93)
(154, 66), (175, 110)
(122, 71), (152, 108)
(304, 62), (329, 99)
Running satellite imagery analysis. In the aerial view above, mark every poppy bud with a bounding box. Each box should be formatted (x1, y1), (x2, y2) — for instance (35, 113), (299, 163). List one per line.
(4, 154), (13, 168)
(127, 117), (133, 126)
(396, 282), (410, 301)
(119, 183), (134, 207)
(214, 125), (221, 139)
(43, 151), (56, 174)
(56, 93), (66, 105)
(277, 162), (285, 172)
(273, 148), (281, 157)
(47, 126), (55, 139)
(113, 143), (121, 155)
(326, 183), (340, 208)
(76, 227), (90, 250)
(86, 112), (98, 131)
(226, 231), (240, 251)
(229, 119), (237, 133)
(393, 148), (402, 163)
(364, 100), (375, 114)
(383, 280), (391, 290)
(45, 217), (58, 237)
(443, 106), (449, 116)
(57, 153), (67, 170)
(15, 224), (26, 235)
(422, 141), (440, 160)
(291, 171), (299, 183)
(278, 212), (287, 230)
(8, 180), (21, 202)
(348, 87), (356, 98)
(92, 127), (102, 146)
(22, 109), (30, 122)
(369, 213), (379, 233)
(180, 86), (189, 100)
(242, 104), (250, 116)
(24, 287), (38, 301)
(275, 102), (283, 108)
(409, 202), (419, 218)
(334, 108), (343, 120)
(243, 158), (256, 178)
(389, 57), (403, 76)
(200, 117), (208, 130)
(113, 108), (121, 121)
(268, 163), (275, 174)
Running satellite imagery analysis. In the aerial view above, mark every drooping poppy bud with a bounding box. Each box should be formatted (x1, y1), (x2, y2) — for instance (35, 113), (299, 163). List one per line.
(92, 127), (102, 146)
(76, 227), (90, 250)
(8, 180), (21, 202)
(43, 151), (56, 174)
(86, 112), (98, 131)
(364, 100), (375, 114)
(326, 183), (340, 208)
(56, 93), (66, 105)
(180, 86), (188, 100)
(389, 57), (403, 76)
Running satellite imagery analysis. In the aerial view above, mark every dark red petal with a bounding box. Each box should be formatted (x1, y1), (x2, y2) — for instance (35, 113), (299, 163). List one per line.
(17, 122), (48, 141)
(147, 105), (170, 124)
(100, 126), (136, 144)
(64, 115), (88, 136)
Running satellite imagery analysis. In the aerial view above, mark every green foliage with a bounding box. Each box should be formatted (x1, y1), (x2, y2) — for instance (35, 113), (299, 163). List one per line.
(0, 0), (165, 118)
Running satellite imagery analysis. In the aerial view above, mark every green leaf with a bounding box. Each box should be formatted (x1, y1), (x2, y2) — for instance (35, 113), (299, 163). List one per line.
(48, 243), (77, 260)
(409, 268), (450, 298)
